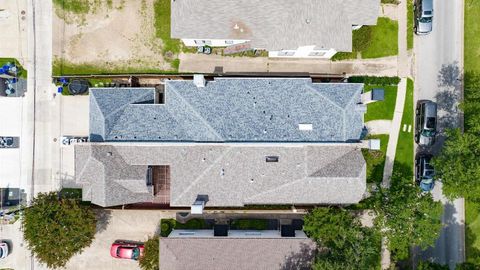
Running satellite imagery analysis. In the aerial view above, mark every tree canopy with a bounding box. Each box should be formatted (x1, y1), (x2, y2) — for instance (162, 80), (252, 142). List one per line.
(433, 129), (480, 200)
(139, 236), (159, 270)
(433, 71), (480, 200)
(303, 207), (381, 270)
(22, 192), (96, 268)
(373, 166), (443, 260)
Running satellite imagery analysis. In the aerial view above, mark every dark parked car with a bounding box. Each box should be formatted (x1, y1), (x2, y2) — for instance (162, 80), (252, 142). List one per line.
(415, 154), (435, 192)
(415, 100), (437, 146)
(414, 0), (433, 35)
(110, 241), (144, 260)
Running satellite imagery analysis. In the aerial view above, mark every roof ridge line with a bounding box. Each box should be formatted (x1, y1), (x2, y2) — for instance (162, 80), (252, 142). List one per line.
(103, 90), (152, 120)
(304, 84), (344, 111)
(167, 84), (224, 140)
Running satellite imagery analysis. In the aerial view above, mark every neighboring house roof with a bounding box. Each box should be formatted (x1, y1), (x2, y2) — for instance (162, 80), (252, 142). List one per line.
(171, 0), (380, 52)
(89, 78), (365, 142)
(160, 236), (316, 270)
(75, 143), (366, 207)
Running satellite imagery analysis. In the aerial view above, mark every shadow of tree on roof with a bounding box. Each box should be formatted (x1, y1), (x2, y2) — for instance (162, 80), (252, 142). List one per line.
(280, 242), (317, 270)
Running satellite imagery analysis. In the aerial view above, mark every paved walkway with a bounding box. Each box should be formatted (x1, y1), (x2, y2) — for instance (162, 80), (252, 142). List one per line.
(365, 120), (393, 135)
(380, 0), (410, 267)
(179, 53), (398, 76)
(381, 3), (399, 20)
(379, 78), (407, 268)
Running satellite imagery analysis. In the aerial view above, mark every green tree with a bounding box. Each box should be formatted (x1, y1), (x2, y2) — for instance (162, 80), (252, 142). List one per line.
(374, 167), (443, 260)
(433, 129), (480, 200)
(139, 236), (159, 270)
(22, 192), (96, 268)
(304, 207), (381, 269)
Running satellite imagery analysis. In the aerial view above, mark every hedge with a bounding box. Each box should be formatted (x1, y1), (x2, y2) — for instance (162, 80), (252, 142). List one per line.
(347, 76), (401, 85)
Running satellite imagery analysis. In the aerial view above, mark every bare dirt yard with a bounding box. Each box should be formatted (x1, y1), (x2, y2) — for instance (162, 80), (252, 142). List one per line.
(53, 0), (173, 74)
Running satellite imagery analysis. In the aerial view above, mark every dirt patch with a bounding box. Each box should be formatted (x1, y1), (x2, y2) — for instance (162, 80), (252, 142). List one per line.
(53, 0), (172, 73)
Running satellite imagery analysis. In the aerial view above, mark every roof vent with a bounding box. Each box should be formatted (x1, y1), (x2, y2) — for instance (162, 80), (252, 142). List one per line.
(298, 123), (313, 131)
(106, 152), (113, 156)
(266, 156), (279, 162)
(193, 74), (206, 88)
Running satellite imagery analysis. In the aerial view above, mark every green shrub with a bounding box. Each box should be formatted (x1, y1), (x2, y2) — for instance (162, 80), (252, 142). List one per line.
(348, 76), (400, 85)
(230, 219), (269, 230)
(160, 220), (173, 237)
(138, 236), (159, 270)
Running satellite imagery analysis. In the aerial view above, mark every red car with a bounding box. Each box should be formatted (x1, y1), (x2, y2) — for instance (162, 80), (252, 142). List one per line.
(110, 241), (144, 260)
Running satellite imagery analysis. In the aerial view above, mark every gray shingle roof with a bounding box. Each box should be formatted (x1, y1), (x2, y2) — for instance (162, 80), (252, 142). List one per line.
(89, 78), (365, 142)
(171, 0), (380, 52)
(160, 236), (316, 270)
(75, 143), (366, 207)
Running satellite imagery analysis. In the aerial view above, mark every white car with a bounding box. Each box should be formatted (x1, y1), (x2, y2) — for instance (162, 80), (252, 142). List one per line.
(0, 241), (9, 259)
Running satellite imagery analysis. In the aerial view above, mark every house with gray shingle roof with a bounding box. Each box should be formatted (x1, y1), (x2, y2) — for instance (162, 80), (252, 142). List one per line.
(160, 229), (316, 270)
(75, 143), (367, 207)
(171, 0), (380, 58)
(90, 78), (365, 143)
(76, 77), (370, 208)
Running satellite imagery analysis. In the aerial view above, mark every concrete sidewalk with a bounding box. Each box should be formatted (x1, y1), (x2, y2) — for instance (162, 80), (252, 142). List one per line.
(380, 77), (406, 269)
(382, 78), (407, 188)
(179, 53), (398, 76)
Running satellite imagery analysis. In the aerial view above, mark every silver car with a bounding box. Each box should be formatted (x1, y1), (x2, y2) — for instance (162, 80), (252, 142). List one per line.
(414, 0), (433, 35)
(415, 100), (437, 146)
(0, 241), (9, 259)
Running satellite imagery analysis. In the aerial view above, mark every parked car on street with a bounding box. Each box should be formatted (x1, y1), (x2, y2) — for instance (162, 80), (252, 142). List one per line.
(415, 154), (435, 192)
(414, 0), (433, 35)
(415, 100), (437, 146)
(0, 241), (9, 259)
(110, 241), (144, 260)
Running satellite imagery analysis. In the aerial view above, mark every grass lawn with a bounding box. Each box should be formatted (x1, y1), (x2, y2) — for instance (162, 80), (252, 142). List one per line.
(392, 79), (414, 174)
(53, 0), (90, 14)
(230, 219), (269, 230)
(332, 17), (398, 61)
(407, 0), (414, 50)
(464, 1), (480, 263)
(362, 134), (389, 184)
(466, 200), (480, 265)
(362, 18), (399, 59)
(465, 1), (480, 72)
(364, 85), (398, 122)
(154, 0), (181, 67)
(52, 58), (178, 76)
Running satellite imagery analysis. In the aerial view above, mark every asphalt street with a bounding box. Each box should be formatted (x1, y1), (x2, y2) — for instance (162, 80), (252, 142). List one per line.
(413, 0), (465, 268)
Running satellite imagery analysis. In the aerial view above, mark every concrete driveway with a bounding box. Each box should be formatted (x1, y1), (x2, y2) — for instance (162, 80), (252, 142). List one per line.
(412, 0), (465, 268)
(0, 221), (30, 270)
(64, 209), (175, 270)
(60, 96), (89, 137)
(0, 0), (28, 63)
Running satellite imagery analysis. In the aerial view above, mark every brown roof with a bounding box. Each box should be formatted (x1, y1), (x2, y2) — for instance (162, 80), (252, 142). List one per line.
(159, 237), (317, 270)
